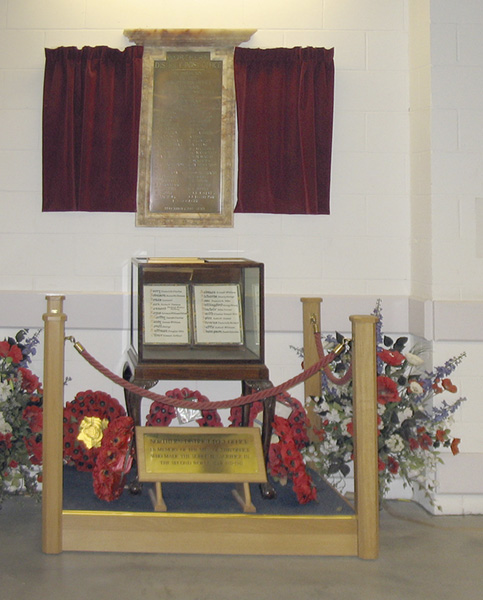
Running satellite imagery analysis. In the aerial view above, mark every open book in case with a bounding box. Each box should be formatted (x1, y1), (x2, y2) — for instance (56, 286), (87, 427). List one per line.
(128, 257), (269, 380)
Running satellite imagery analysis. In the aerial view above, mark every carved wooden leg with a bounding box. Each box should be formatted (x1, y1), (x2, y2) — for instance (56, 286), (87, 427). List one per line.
(122, 363), (158, 495)
(243, 379), (277, 500)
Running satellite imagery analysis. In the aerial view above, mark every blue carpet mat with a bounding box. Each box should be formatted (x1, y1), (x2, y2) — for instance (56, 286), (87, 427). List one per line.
(63, 466), (355, 516)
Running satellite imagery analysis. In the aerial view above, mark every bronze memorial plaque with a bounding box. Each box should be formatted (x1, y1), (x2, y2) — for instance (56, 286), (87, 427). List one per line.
(150, 52), (222, 215)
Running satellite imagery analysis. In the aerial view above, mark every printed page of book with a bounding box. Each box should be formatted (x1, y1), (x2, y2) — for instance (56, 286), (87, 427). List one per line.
(143, 284), (190, 345)
(193, 284), (243, 345)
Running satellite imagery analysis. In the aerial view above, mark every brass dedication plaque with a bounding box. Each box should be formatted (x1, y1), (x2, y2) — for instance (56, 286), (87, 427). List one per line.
(150, 52), (222, 214)
(136, 426), (267, 483)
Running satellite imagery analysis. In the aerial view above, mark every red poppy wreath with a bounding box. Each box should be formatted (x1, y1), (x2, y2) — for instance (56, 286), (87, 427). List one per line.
(63, 390), (126, 472)
(146, 387), (223, 427)
(92, 416), (134, 502)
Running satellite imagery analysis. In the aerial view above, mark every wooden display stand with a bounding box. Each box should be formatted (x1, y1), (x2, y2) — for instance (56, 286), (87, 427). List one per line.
(41, 295), (379, 559)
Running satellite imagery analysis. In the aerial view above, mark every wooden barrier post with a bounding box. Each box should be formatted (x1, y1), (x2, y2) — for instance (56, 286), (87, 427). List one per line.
(42, 295), (66, 554)
(350, 315), (379, 560)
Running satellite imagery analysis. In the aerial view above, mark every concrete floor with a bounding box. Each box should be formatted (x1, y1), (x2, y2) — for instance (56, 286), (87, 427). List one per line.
(1, 498), (482, 600)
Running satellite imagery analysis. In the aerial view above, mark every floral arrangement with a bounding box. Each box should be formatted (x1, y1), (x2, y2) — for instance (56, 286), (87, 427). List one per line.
(0, 329), (43, 506)
(303, 300), (466, 505)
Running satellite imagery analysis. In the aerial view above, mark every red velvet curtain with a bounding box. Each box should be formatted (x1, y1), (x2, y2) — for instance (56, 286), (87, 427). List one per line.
(42, 46), (143, 212)
(234, 47), (334, 214)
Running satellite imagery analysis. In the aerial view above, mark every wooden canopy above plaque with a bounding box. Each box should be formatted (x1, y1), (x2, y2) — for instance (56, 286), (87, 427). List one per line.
(124, 29), (256, 228)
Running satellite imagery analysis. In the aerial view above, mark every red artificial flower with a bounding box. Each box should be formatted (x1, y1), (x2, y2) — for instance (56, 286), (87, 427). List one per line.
(0, 432), (13, 449)
(145, 401), (176, 427)
(229, 401), (263, 427)
(432, 378), (443, 394)
(418, 431), (433, 450)
(435, 429), (447, 443)
(377, 376), (401, 404)
(272, 415), (292, 437)
(292, 472), (317, 504)
(19, 367), (42, 394)
(451, 438), (461, 455)
(268, 443), (287, 479)
(24, 434), (43, 465)
(378, 457), (386, 472)
(312, 427), (326, 441)
(346, 421), (354, 436)
(388, 456), (399, 474)
(378, 349), (406, 367)
(23, 404), (43, 433)
(442, 378), (457, 393)
(0, 341), (23, 364)
(280, 443), (304, 471)
(409, 437), (419, 450)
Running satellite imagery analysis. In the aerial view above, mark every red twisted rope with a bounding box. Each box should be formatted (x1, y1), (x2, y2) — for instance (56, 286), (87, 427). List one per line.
(314, 332), (353, 386)
(68, 340), (336, 410)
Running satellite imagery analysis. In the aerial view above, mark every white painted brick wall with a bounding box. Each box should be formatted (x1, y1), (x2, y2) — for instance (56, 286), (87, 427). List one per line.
(0, 0), (482, 512)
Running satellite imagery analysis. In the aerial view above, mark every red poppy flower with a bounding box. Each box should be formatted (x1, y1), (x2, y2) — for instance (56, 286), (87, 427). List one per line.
(451, 438), (460, 455)
(378, 349), (406, 366)
(442, 378), (457, 393)
(293, 474), (317, 504)
(229, 401), (263, 427)
(377, 376), (401, 404)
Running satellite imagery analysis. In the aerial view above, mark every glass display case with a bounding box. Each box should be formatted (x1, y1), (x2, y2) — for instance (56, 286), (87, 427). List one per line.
(128, 257), (268, 381)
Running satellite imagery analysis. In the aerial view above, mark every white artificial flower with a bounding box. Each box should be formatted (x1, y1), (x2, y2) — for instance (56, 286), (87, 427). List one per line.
(399, 407), (413, 422)
(329, 408), (342, 423)
(377, 403), (386, 416)
(340, 420), (351, 435)
(0, 380), (12, 402)
(405, 352), (425, 367)
(386, 434), (405, 453)
(314, 399), (330, 414)
(0, 412), (12, 434)
(408, 380), (424, 395)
